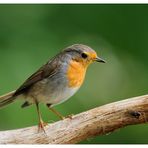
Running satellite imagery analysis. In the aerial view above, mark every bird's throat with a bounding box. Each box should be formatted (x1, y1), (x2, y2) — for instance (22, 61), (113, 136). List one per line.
(67, 60), (87, 88)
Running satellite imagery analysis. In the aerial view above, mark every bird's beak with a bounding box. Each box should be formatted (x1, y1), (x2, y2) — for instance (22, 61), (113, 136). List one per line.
(94, 57), (106, 63)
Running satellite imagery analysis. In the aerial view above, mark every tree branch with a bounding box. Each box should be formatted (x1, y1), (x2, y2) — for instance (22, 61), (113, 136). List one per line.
(0, 94), (148, 144)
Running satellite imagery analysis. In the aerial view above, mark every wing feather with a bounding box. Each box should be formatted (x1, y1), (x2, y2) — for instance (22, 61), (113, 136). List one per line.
(14, 54), (62, 96)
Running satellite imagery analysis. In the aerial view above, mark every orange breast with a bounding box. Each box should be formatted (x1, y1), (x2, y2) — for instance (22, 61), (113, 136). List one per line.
(67, 60), (87, 88)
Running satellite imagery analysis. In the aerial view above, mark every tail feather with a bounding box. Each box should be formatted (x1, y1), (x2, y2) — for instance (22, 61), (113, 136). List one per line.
(0, 90), (16, 108)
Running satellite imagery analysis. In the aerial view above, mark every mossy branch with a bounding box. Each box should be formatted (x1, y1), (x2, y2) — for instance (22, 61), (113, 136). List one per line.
(0, 94), (148, 144)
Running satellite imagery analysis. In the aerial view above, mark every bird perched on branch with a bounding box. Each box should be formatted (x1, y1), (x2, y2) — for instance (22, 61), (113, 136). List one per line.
(0, 44), (105, 132)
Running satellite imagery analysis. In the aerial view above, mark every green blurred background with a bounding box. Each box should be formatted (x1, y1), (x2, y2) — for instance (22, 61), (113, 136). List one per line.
(0, 4), (148, 144)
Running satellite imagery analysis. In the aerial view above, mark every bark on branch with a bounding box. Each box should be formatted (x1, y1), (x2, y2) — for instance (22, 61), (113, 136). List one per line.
(0, 94), (148, 144)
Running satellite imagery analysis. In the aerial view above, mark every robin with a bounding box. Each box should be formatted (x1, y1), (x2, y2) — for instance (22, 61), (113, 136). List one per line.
(0, 44), (105, 132)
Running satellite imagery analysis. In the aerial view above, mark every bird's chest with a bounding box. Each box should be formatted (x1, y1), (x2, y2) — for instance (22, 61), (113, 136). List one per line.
(66, 60), (87, 88)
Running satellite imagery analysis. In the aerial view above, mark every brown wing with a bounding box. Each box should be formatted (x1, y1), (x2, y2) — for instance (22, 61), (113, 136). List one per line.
(14, 54), (62, 96)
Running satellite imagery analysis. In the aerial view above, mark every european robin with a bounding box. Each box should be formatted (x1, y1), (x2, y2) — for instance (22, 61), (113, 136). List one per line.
(0, 44), (105, 132)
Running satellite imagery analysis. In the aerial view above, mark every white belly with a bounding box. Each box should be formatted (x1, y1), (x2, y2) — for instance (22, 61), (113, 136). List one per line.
(49, 87), (79, 106)
(28, 84), (80, 106)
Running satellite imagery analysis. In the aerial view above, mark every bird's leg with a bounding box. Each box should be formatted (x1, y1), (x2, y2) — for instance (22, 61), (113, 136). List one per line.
(35, 101), (47, 133)
(46, 104), (73, 120)
(46, 104), (65, 120)
(47, 104), (65, 120)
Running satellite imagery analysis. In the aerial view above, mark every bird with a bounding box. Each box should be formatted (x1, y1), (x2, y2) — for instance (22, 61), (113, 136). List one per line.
(0, 44), (105, 132)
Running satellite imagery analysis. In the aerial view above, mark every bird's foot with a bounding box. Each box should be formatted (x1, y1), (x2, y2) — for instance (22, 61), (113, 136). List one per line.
(62, 114), (74, 120)
(38, 121), (48, 133)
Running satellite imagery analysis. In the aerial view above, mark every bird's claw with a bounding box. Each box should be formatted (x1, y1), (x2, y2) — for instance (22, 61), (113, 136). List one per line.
(38, 121), (48, 133)
(62, 114), (74, 120)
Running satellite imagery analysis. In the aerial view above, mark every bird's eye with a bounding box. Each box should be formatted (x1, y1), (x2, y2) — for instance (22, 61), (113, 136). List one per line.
(81, 53), (88, 59)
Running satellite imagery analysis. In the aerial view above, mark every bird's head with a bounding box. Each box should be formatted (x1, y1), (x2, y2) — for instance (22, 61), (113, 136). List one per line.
(64, 44), (106, 67)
